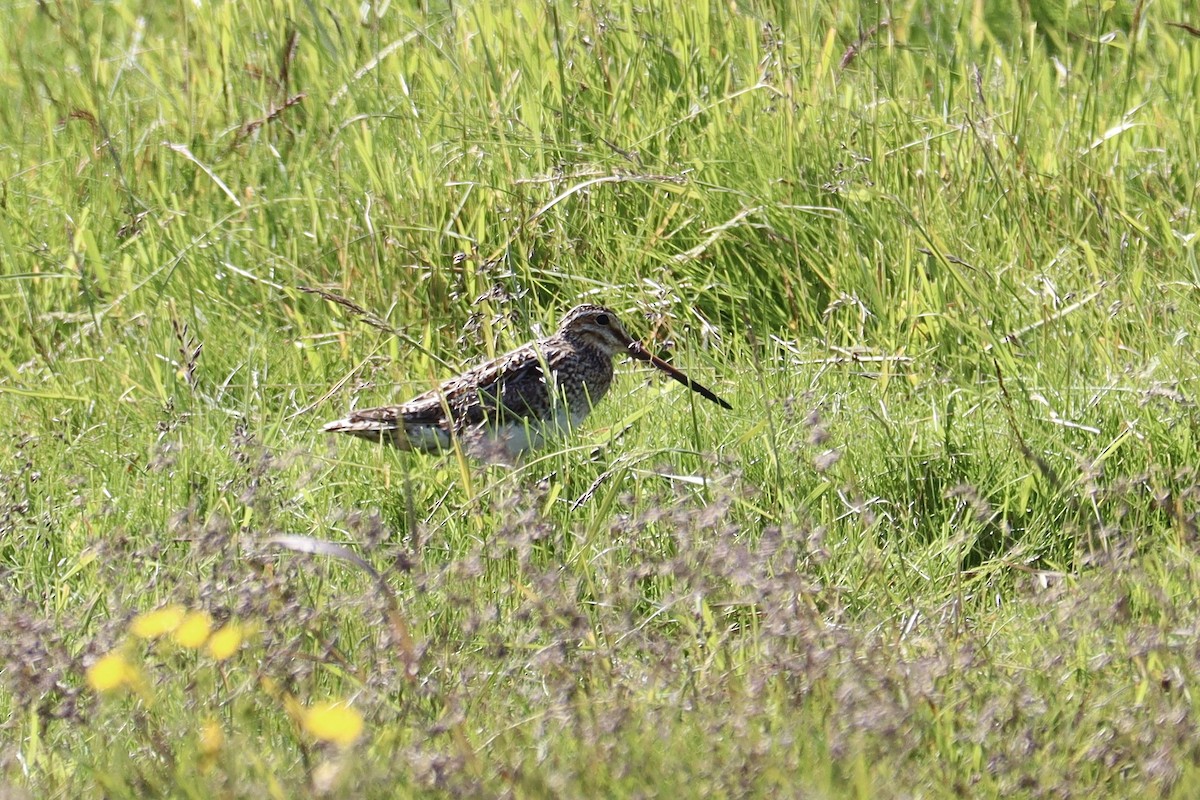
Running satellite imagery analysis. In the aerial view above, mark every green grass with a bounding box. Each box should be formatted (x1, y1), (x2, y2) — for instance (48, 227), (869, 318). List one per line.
(2, 0), (1200, 795)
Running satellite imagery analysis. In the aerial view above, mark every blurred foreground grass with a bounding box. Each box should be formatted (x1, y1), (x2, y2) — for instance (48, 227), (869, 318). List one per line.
(1, 0), (1199, 796)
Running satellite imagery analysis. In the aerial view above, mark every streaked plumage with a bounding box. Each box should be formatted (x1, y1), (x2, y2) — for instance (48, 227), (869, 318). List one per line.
(323, 304), (730, 460)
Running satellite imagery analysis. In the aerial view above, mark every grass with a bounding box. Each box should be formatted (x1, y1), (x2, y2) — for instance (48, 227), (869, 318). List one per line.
(1, 0), (1199, 795)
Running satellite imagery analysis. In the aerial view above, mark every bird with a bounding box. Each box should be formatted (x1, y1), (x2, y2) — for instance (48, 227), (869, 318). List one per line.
(323, 304), (731, 460)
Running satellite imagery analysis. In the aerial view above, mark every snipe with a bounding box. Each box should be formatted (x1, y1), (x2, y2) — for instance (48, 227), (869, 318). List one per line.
(323, 304), (731, 460)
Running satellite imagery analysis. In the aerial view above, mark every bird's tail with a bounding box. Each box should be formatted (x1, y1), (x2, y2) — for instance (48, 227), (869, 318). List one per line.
(323, 410), (408, 447)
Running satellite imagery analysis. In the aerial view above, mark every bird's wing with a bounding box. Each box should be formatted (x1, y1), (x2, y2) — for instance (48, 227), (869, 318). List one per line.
(399, 343), (552, 430)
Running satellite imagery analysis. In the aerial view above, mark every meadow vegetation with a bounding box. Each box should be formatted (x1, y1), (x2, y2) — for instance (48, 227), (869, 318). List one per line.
(2, 0), (1199, 796)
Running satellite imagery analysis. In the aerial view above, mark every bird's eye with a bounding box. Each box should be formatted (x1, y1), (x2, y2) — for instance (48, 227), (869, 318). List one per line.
(596, 314), (609, 326)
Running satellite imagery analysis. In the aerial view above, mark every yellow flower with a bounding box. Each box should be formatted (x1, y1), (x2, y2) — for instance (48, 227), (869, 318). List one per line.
(86, 651), (141, 693)
(130, 605), (186, 639)
(205, 623), (243, 660)
(172, 610), (213, 649)
(199, 718), (224, 773)
(200, 719), (224, 755)
(302, 700), (364, 747)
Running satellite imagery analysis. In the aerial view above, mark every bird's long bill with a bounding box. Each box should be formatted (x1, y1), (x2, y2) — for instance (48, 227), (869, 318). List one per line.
(628, 342), (732, 410)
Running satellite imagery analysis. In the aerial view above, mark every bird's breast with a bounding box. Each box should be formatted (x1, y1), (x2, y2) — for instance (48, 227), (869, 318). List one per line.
(551, 350), (614, 407)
